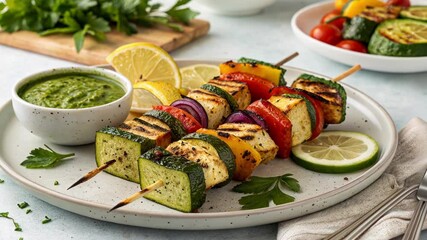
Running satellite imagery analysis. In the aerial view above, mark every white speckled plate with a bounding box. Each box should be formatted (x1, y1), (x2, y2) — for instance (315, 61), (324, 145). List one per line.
(0, 60), (397, 230)
(291, 1), (427, 73)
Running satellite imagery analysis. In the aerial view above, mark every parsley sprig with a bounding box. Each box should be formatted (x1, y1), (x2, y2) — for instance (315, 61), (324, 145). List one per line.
(232, 173), (300, 210)
(20, 145), (75, 169)
(0, 0), (199, 52)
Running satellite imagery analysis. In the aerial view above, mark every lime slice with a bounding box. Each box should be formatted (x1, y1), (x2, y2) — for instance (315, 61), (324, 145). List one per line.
(400, 6), (427, 22)
(291, 131), (379, 173)
(106, 42), (182, 88)
(132, 81), (182, 113)
(180, 64), (220, 91)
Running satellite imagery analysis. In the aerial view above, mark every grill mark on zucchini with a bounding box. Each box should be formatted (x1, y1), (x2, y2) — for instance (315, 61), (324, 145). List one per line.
(133, 117), (170, 132)
(190, 89), (220, 98)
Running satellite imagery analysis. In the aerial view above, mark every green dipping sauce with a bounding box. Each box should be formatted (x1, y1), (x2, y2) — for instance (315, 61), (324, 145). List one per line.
(18, 73), (125, 109)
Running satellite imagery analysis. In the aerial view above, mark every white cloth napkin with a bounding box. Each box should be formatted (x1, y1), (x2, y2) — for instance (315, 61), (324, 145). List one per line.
(277, 117), (427, 240)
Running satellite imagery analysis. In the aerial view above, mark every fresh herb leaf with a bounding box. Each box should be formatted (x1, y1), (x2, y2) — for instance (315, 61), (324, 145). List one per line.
(73, 24), (90, 52)
(17, 202), (29, 209)
(232, 173), (300, 210)
(0, 0), (198, 52)
(20, 145), (75, 168)
(42, 216), (52, 224)
(238, 191), (271, 210)
(280, 174), (300, 192)
(54, 180), (59, 186)
(26, 209), (32, 214)
(0, 179), (4, 183)
(0, 212), (22, 231)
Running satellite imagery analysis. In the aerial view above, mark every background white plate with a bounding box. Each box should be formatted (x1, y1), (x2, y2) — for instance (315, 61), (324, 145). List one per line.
(291, 1), (427, 73)
(0, 61), (397, 230)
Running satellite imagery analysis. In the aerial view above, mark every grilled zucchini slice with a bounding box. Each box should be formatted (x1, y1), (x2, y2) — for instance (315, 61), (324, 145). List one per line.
(368, 19), (427, 57)
(119, 115), (172, 148)
(144, 110), (187, 141)
(95, 126), (155, 183)
(400, 6), (427, 22)
(139, 147), (206, 213)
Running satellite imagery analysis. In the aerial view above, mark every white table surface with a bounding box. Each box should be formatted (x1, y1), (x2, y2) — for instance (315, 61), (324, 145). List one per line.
(1, 0), (427, 239)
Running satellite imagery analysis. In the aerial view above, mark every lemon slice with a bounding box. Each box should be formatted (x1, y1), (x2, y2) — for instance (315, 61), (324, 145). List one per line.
(180, 64), (220, 91)
(106, 42), (182, 88)
(291, 131), (379, 173)
(132, 81), (182, 113)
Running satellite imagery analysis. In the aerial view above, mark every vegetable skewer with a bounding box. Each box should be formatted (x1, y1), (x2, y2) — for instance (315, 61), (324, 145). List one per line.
(332, 64), (361, 82)
(69, 57), (356, 213)
(67, 160), (116, 190)
(108, 180), (164, 212)
(274, 52), (299, 66)
(67, 53), (300, 190)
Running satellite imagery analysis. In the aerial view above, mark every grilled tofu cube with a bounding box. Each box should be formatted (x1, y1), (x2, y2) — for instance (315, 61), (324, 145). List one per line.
(167, 140), (229, 189)
(268, 95), (312, 146)
(187, 89), (231, 129)
(207, 79), (251, 110)
(118, 115), (172, 148)
(291, 74), (346, 124)
(217, 123), (278, 163)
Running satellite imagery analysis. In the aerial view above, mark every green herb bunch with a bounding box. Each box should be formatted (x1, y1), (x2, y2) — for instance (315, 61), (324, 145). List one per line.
(0, 0), (199, 52)
(233, 173), (300, 210)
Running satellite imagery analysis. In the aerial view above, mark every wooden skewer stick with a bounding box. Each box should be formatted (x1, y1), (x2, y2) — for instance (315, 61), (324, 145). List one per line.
(332, 64), (361, 82)
(108, 180), (164, 213)
(67, 160), (116, 190)
(275, 52), (299, 66)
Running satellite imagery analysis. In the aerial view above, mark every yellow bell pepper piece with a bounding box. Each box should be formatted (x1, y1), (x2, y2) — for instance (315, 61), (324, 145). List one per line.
(335, 0), (350, 11)
(196, 128), (262, 181)
(219, 61), (283, 86)
(342, 0), (385, 18)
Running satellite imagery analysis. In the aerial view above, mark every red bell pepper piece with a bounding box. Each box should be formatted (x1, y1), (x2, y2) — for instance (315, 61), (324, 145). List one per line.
(153, 105), (202, 133)
(218, 72), (275, 101)
(269, 86), (325, 140)
(247, 100), (292, 158)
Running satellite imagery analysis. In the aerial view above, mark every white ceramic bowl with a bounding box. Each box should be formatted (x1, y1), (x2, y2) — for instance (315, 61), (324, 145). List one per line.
(11, 67), (132, 146)
(194, 0), (277, 16)
(291, 1), (427, 73)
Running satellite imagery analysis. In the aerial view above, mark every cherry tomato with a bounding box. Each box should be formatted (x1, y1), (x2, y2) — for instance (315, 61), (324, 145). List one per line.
(269, 86), (325, 140)
(386, 0), (410, 7)
(320, 9), (341, 23)
(336, 40), (368, 53)
(321, 10), (347, 30)
(310, 24), (342, 45)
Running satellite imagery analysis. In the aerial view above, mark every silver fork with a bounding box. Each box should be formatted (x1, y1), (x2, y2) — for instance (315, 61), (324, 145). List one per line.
(402, 169), (427, 240)
(324, 185), (419, 240)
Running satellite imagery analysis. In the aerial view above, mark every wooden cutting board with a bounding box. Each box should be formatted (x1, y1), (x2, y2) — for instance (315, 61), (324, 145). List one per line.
(0, 19), (209, 66)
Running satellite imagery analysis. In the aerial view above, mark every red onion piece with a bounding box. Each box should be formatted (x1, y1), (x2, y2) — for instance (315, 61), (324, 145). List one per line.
(171, 98), (208, 128)
(225, 110), (268, 131)
(225, 111), (256, 125)
(244, 110), (268, 131)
